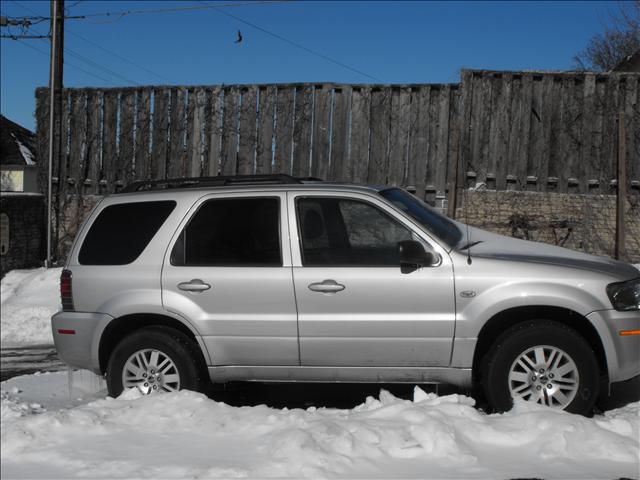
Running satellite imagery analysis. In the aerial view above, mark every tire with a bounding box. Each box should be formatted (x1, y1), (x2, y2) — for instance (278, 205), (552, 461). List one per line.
(106, 326), (206, 398)
(481, 320), (600, 416)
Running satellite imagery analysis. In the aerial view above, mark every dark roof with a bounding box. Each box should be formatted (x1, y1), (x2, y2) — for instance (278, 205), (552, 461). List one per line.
(0, 115), (36, 166)
(611, 51), (640, 72)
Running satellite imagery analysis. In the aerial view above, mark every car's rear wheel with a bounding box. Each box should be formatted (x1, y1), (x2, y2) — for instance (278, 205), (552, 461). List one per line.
(482, 320), (600, 415)
(106, 326), (205, 397)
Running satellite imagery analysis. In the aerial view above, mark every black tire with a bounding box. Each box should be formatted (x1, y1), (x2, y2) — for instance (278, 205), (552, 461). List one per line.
(106, 326), (206, 398)
(481, 320), (600, 416)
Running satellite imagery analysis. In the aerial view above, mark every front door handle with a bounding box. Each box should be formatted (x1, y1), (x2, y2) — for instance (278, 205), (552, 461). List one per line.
(178, 279), (211, 292)
(308, 279), (345, 294)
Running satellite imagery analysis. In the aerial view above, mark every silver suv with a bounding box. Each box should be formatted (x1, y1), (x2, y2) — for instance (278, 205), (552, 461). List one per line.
(52, 175), (640, 415)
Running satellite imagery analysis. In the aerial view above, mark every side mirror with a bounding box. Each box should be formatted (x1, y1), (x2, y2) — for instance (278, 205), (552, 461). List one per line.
(398, 240), (438, 273)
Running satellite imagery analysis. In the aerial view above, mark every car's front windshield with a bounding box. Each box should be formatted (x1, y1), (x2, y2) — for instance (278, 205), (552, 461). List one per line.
(379, 188), (462, 249)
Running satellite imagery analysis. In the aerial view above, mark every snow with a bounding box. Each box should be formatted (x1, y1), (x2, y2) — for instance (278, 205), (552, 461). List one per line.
(11, 134), (36, 166)
(1, 372), (638, 479)
(1, 268), (61, 347)
(0, 266), (639, 477)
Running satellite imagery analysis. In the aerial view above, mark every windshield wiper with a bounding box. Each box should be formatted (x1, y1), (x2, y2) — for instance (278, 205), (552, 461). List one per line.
(458, 240), (483, 251)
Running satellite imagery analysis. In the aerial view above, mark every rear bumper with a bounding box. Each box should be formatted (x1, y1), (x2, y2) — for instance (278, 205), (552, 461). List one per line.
(51, 311), (114, 374)
(587, 309), (640, 383)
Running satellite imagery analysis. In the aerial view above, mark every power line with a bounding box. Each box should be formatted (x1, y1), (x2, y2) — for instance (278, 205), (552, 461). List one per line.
(9, 0), (170, 83)
(65, 29), (171, 83)
(198, 0), (380, 81)
(8, 1), (143, 85)
(6, 1), (290, 23)
(9, 38), (117, 85)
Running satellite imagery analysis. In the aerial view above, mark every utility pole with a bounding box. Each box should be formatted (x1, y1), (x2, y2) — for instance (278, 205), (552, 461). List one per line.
(46, 0), (64, 267)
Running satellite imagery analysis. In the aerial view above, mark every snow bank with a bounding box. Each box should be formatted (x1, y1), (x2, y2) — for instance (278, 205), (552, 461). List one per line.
(1, 268), (61, 347)
(1, 372), (638, 479)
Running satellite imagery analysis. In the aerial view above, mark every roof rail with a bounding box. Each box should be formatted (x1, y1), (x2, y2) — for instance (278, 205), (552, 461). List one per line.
(121, 174), (320, 193)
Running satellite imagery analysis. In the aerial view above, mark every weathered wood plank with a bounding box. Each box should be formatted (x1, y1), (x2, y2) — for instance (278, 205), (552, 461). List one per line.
(85, 91), (102, 193)
(367, 87), (390, 184)
(330, 86), (351, 181)
(256, 86), (275, 175)
(517, 75), (533, 189)
(168, 88), (187, 178)
(446, 87), (462, 214)
(118, 90), (135, 187)
(237, 86), (257, 175)
(387, 87), (411, 186)
(349, 87), (371, 184)
(151, 88), (169, 180)
(506, 75), (523, 190)
(434, 86), (451, 199)
(221, 87), (239, 176)
(187, 88), (206, 177)
(275, 86), (295, 174)
(581, 74), (597, 192)
(35, 88), (50, 194)
(468, 72), (484, 184)
(292, 85), (313, 177)
(526, 76), (544, 191)
(477, 74), (493, 185)
(101, 91), (118, 193)
(57, 91), (70, 197)
(206, 87), (223, 175)
(623, 76), (638, 184)
(312, 86), (332, 180)
(135, 89), (151, 180)
(68, 90), (86, 194)
(408, 86), (430, 200)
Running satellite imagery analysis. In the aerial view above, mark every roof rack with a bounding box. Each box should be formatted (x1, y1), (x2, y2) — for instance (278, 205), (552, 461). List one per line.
(121, 174), (323, 193)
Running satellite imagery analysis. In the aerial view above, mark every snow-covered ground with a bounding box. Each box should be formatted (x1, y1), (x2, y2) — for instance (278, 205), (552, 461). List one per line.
(1, 267), (639, 478)
(0, 268), (61, 347)
(1, 371), (639, 479)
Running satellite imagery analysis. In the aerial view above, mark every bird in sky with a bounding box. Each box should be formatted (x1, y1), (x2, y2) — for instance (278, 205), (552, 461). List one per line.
(235, 30), (243, 44)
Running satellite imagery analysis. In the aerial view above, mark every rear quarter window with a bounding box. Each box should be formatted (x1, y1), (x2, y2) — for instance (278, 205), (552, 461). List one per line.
(78, 200), (176, 265)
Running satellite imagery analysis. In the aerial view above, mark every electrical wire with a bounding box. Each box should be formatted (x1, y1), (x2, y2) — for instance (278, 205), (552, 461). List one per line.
(6, 1), (290, 23)
(64, 29), (171, 83)
(198, 0), (380, 81)
(9, 38), (118, 85)
(9, 1), (146, 85)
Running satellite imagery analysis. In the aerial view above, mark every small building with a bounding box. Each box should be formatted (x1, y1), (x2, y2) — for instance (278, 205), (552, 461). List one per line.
(1, 115), (39, 193)
(1, 115), (44, 277)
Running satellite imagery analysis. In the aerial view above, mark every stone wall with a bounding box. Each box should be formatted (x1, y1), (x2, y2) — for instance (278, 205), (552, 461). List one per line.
(0, 193), (45, 277)
(455, 190), (640, 263)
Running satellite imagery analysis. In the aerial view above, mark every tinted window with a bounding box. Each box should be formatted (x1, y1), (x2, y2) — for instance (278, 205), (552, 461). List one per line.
(172, 197), (281, 266)
(79, 201), (176, 265)
(297, 197), (413, 266)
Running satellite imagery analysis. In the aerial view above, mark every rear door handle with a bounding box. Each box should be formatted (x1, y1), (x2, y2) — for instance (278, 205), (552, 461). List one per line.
(308, 279), (345, 293)
(177, 279), (211, 292)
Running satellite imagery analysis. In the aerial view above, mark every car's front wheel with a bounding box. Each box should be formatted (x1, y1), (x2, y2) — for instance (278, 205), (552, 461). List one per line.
(106, 326), (205, 397)
(482, 320), (600, 415)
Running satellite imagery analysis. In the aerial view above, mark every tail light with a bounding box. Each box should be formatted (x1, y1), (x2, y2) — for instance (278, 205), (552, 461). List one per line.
(60, 269), (74, 311)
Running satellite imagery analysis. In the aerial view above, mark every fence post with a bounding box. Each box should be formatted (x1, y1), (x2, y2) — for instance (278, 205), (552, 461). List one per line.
(615, 111), (627, 261)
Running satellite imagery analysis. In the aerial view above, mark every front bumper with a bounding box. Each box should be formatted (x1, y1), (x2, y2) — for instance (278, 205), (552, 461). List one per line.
(52, 311), (114, 374)
(587, 309), (640, 383)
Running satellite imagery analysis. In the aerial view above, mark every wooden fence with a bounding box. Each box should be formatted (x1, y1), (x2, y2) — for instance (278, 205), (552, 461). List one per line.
(35, 70), (639, 207)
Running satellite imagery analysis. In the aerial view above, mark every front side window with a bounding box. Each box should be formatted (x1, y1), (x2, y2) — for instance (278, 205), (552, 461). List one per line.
(297, 197), (413, 266)
(171, 197), (281, 266)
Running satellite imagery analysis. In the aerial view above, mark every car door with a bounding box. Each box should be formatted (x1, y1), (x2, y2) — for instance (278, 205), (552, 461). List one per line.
(162, 191), (299, 366)
(288, 191), (456, 367)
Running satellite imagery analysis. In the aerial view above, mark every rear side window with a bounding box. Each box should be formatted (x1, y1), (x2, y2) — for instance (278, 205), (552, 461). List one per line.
(171, 197), (281, 266)
(79, 201), (176, 265)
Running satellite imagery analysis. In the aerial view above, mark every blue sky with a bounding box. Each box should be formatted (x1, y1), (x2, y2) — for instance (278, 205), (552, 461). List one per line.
(0, 0), (625, 130)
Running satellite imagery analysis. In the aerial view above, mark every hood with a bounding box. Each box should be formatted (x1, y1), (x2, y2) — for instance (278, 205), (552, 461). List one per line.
(454, 226), (639, 280)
